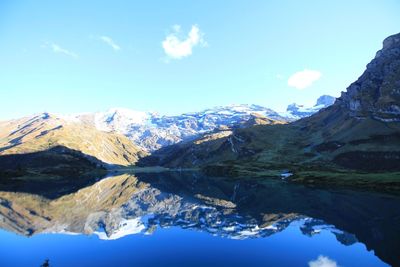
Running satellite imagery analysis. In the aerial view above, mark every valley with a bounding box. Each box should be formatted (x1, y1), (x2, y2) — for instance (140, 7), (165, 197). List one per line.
(1, 33), (400, 194)
(2, 2), (399, 267)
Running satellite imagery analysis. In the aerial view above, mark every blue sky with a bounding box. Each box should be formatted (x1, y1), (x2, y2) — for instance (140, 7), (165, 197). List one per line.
(0, 0), (399, 120)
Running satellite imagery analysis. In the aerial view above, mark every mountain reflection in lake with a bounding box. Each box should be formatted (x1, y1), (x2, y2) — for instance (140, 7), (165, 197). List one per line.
(0, 172), (399, 267)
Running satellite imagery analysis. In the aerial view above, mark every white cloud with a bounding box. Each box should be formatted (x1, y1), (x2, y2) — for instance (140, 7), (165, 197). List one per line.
(42, 42), (78, 59)
(162, 25), (206, 60)
(100, 36), (121, 51)
(308, 255), (339, 267)
(288, 69), (321, 89)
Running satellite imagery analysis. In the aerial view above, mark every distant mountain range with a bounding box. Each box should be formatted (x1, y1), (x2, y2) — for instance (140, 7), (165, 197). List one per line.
(73, 98), (333, 152)
(75, 105), (282, 152)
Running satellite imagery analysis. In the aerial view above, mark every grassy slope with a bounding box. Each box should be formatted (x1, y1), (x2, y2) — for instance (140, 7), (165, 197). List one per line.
(0, 114), (147, 167)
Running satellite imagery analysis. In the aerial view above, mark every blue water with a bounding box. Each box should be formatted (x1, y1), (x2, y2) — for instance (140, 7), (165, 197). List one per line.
(0, 221), (387, 267)
(0, 172), (398, 266)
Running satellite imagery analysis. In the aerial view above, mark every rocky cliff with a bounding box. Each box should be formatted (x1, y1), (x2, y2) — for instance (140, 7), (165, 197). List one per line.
(337, 33), (400, 121)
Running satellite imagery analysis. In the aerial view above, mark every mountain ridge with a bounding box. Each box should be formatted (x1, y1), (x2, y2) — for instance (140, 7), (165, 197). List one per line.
(73, 98), (334, 152)
(0, 113), (147, 176)
(140, 32), (400, 189)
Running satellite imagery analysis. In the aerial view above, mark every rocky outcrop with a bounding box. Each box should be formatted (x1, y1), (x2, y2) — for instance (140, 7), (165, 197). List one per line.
(337, 33), (400, 121)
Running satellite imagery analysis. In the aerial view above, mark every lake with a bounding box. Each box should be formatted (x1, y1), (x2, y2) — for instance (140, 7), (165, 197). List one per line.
(0, 172), (399, 267)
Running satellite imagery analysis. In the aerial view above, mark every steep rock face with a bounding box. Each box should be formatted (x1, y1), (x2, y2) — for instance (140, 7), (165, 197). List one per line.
(0, 113), (147, 172)
(337, 33), (400, 121)
(296, 33), (400, 170)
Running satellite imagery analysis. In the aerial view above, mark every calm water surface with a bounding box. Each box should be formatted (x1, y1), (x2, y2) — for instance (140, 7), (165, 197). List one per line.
(0, 172), (399, 267)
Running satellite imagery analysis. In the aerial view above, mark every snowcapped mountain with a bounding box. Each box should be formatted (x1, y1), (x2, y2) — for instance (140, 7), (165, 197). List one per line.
(315, 95), (336, 107)
(283, 95), (336, 120)
(75, 104), (287, 152)
(70, 97), (333, 152)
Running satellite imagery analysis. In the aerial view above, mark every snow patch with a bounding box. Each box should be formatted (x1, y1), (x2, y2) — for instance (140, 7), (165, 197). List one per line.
(94, 218), (145, 240)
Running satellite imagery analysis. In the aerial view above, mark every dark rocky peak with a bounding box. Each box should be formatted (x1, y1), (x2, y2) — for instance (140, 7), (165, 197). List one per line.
(377, 33), (400, 57)
(337, 32), (400, 121)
